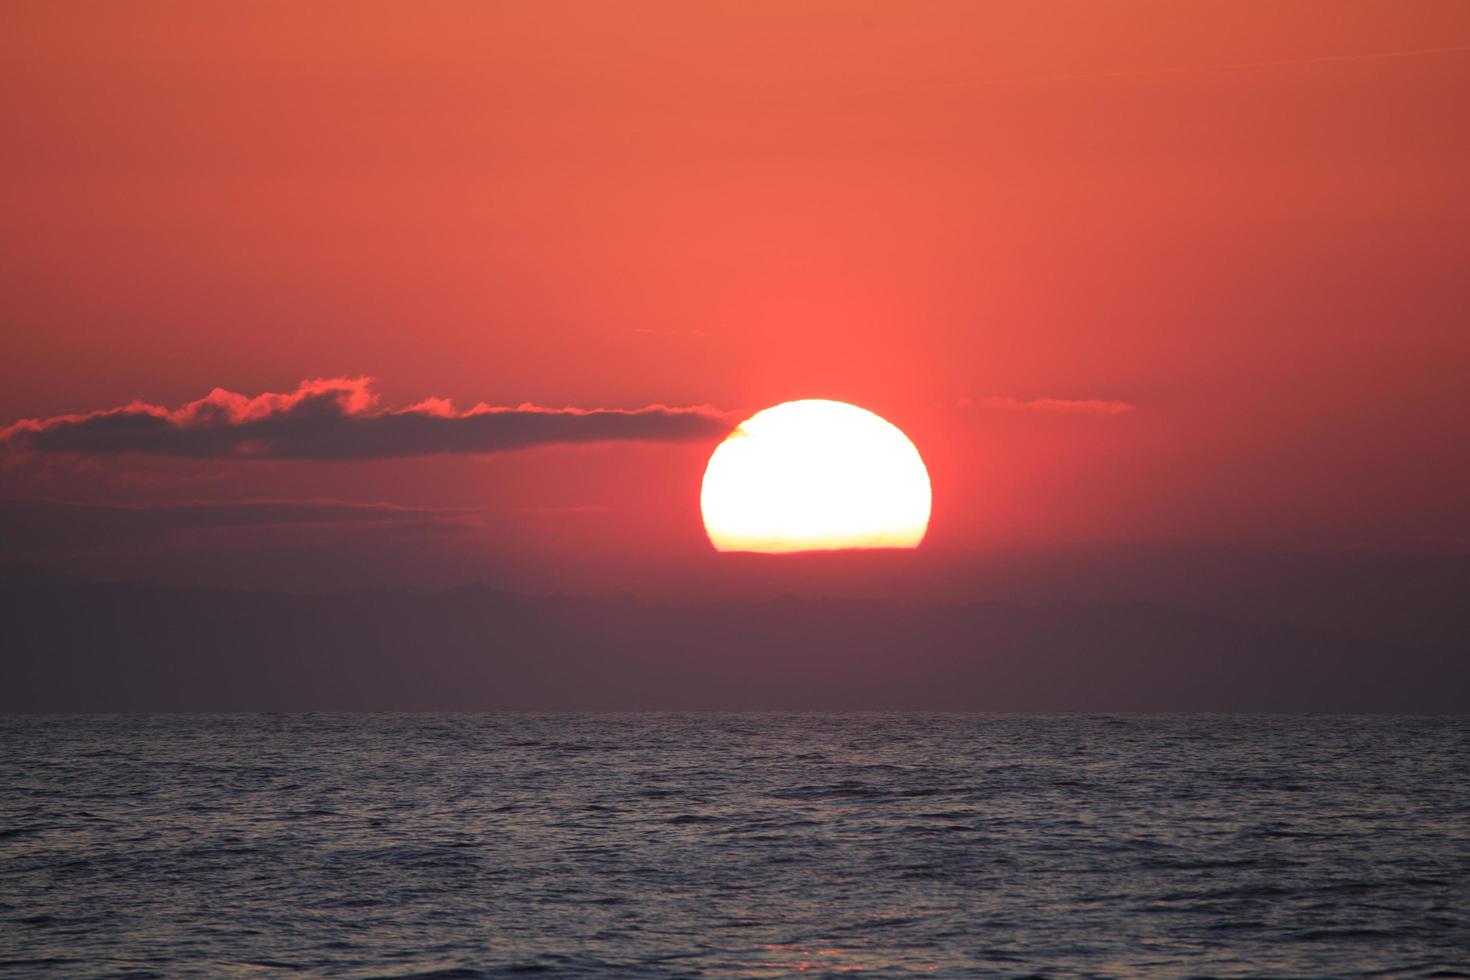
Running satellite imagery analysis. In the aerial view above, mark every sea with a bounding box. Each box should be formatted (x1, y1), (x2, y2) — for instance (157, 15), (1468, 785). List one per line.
(2, 714), (1467, 978)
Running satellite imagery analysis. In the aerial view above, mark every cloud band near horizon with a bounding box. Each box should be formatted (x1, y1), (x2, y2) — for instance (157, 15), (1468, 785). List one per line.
(0, 378), (732, 460)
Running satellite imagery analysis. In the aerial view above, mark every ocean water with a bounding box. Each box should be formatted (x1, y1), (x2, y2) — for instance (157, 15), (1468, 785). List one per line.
(1, 714), (1467, 978)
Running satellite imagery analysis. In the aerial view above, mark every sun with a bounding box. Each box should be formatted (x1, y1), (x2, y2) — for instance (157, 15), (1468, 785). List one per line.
(700, 399), (932, 553)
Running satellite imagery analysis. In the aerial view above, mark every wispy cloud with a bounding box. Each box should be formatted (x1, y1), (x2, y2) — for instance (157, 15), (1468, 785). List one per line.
(0, 497), (493, 557)
(0, 498), (620, 558)
(961, 396), (1136, 416)
(0, 498), (482, 529)
(0, 378), (731, 460)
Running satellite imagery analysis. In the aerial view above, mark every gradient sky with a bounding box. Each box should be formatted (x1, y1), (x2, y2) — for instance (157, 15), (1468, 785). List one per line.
(1, 1), (1467, 596)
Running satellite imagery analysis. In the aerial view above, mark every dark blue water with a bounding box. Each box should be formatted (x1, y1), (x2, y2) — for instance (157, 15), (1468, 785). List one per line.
(2, 714), (1467, 978)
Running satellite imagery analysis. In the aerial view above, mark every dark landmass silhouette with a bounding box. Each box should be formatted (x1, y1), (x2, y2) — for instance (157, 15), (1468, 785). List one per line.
(2, 577), (1464, 712)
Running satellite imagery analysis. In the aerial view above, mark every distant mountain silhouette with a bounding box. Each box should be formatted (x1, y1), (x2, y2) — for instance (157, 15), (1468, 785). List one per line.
(3, 580), (1464, 712)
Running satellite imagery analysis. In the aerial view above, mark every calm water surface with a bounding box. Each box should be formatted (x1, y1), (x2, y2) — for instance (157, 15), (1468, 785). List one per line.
(2, 714), (1467, 978)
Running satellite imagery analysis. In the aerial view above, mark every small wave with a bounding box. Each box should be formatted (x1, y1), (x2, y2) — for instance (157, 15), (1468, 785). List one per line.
(0, 823), (49, 840)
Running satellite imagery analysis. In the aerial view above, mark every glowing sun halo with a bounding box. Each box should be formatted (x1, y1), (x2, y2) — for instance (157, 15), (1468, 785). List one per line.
(700, 399), (932, 553)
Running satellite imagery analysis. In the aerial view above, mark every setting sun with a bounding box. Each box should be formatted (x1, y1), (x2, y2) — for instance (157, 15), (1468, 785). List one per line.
(700, 399), (932, 553)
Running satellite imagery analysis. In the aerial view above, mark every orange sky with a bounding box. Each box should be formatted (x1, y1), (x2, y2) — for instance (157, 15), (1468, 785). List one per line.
(1, 2), (1467, 592)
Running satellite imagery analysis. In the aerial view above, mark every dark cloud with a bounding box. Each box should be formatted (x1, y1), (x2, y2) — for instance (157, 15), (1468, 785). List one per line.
(0, 378), (731, 459)
(1, 497), (479, 531)
(0, 498), (487, 557)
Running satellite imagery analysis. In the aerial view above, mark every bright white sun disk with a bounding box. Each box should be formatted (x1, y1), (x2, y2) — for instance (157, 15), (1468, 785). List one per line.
(700, 399), (932, 553)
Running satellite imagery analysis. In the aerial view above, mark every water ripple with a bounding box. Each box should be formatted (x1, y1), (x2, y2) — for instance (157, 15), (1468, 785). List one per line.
(1, 713), (1467, 977)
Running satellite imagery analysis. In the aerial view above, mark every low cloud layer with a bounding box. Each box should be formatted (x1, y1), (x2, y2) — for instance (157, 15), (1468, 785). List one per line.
(0, 378), (731, 460)
(1, 497), (481, 531)
(962, 396), (1136, 415)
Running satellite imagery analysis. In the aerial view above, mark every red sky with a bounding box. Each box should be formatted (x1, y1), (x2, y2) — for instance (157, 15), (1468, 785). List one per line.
(1, 2), (1467, 595)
